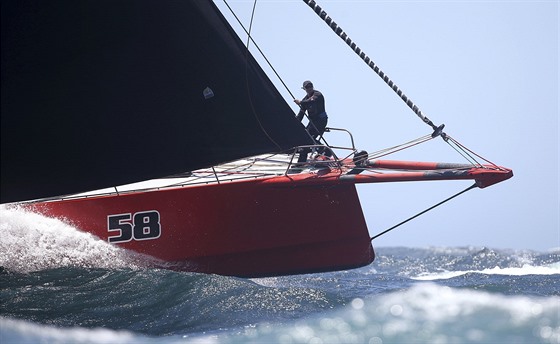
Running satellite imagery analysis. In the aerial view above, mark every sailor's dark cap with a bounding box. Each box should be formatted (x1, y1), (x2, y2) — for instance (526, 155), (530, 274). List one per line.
(302, 80), (313, 89)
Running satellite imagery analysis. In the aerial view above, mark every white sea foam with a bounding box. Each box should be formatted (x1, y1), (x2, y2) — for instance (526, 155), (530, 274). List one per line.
(0, 206), (151, 273)
(0, 317), (138, 344)
(412, 263), (560, 280)
(0, 317), (221, 344)
(214, 283), (560, 344)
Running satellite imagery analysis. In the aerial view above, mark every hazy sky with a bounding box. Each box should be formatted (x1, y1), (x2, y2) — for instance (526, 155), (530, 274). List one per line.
(215, 0), (558, 251)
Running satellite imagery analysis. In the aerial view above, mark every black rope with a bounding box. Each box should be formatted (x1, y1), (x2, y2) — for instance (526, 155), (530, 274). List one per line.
(302, 0), (445, 137)
(370, 183), (478, 241)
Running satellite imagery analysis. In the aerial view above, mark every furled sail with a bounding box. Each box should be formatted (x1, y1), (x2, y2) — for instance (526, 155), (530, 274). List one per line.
(1, 0), (312, 203)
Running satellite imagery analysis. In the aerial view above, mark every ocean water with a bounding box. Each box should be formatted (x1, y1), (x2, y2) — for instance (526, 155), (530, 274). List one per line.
(0, 206), (558, 344)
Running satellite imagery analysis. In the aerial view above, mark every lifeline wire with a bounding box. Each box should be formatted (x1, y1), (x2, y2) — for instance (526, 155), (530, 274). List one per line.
(302, 0), (444, 136)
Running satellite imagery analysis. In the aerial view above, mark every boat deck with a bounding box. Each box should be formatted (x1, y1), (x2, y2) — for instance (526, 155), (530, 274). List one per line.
(27, 146), (512, 203)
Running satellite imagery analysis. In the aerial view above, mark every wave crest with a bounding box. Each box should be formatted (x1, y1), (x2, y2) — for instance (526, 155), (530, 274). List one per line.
(412, 262), (560, 280)
(0, 206), (151, 273)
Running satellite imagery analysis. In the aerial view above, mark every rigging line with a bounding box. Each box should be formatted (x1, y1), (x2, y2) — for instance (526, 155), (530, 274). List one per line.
(365, 134), (433, 159)
(222, 0), (296, 100)
(445, 137), (481, 167)
(370, 183), (478, 242)
(352, 135), (434, 172)
(447, 136), (502, 169)
(239, 0), (283, 151)
(302, 0), (445, 138)
(222, 0), (324, 151)
(354, 144), (429, 170)
(367, 138), (433, 161)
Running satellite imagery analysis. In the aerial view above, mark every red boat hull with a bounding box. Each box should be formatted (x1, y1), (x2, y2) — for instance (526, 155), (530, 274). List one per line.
(27, 176), (375, 277)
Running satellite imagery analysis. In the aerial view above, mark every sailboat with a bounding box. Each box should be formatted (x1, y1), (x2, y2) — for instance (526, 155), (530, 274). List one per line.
(1, 0), (512, 277)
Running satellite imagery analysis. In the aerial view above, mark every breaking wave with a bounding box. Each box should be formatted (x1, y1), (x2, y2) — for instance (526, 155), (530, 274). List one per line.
(1, 206), (558, 344)
(413, 262), (560, 280)
(0, 206), (152, 273)
(2, 283), (558, 344)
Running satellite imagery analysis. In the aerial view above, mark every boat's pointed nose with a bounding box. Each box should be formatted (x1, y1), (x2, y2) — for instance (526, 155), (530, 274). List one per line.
(473, 167), (514, 188)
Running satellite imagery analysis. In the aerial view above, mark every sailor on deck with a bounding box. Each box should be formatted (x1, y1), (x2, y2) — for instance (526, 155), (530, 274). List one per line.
(294, 80), (332, 164)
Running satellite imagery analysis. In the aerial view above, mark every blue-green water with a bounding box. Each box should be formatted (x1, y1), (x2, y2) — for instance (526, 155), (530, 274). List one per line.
(1, 207), (558, 343)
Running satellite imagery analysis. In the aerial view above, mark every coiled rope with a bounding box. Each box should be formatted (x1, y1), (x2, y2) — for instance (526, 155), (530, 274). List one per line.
(302, 0), (445, 138)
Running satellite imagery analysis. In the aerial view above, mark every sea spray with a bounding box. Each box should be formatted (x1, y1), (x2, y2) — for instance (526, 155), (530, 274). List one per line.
(1, 206), (558, 343)
(2, 283), (558, 344)
(211, 283), (560, 344)
(0, 317), (142, 344)
(0, 205), (153, 273)
(413, 262), (560, 280)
